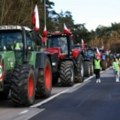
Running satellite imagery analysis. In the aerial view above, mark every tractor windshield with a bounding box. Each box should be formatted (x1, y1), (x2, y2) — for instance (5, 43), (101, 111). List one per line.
(47, 36), (68, 54)
(84, 49), (95, 58)
(0, 30), (22, 50)
(0, 30), (35, 51)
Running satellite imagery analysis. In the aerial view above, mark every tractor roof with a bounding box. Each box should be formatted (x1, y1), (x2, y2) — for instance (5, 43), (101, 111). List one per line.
(0, 25), (31, 31)
(47, 31), (71, 37)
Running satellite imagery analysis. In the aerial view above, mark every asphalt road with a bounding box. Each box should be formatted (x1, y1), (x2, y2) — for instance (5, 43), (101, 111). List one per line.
(30, 68), (120, 120)
(1, 67), (120, 120)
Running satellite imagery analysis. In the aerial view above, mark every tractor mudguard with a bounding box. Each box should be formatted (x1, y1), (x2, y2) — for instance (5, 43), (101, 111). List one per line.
(35, 52), (49, 69)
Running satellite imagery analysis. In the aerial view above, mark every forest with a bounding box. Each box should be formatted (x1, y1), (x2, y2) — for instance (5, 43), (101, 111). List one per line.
(0, 0), (120, 52)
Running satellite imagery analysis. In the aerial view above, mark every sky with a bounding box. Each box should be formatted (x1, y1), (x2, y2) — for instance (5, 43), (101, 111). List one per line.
(53, 0), (120, 31)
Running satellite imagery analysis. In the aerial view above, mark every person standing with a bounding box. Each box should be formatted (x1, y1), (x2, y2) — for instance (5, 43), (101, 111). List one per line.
(112, 57), (120, 82)
(93, 55), (102, 83)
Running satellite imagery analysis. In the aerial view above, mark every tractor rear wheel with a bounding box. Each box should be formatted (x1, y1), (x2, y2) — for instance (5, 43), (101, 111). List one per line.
(60, 61), (74, 86)
(36, 58), (52, 98)
(11, 64), (35, 106)
(90, 63), (94, 75)
(75, 55), (84, 83)
(84, 61), (91, 77)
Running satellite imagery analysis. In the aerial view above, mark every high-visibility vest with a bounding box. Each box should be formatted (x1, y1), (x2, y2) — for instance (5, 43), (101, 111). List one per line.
(15, 42), (21, 50)
(113, 61), (119, 71)
(94, 59), (101, 69)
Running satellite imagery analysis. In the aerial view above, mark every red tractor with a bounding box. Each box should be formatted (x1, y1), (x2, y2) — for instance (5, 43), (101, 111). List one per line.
(44, 31), (84, 86)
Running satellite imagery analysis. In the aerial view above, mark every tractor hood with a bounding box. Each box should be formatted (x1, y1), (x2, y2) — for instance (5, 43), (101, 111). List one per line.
(45, 47), (61, 55)
(44, 47), (67, 59)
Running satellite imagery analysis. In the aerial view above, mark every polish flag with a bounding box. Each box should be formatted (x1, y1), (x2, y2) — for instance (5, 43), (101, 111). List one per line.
(81, 39), (85, 49)
(96, 47), (101, 59)
(63, 23), (71, 34)
(42, 25), (47, 37)
(42, 25), (47, 43)
(32, 4), (40, 31)
(42, 37), (47, 43)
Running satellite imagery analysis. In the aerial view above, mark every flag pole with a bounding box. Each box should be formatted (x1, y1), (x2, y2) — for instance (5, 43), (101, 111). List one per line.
(44, 0), (46, 27)
(43, 0), (46, 47)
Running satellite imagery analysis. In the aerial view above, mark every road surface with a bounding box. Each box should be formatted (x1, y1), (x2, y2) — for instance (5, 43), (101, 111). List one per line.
(1, 67), (120, 120)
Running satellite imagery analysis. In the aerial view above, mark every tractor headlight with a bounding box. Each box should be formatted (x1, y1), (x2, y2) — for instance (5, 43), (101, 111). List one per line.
(52, 62), (56, 66)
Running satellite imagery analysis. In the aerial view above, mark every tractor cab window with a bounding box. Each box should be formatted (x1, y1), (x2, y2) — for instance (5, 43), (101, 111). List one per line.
(47, 36), (68, 54)
(26, 32), (35, 50)
(47, 37), (60, 48)
(0, 30), (22, 50)
(84, 49), (95, 58)
(59, 37), (68, 54)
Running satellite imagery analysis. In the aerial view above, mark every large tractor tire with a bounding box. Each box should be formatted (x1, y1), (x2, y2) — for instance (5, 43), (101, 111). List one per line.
(36, 58), (52, 98)
(60, 61), (74, 86)
(90, 63), (94, 75)
(84, 61), (91, 77)
(11, 64), (36, 106)
(75, 55), (84, 83)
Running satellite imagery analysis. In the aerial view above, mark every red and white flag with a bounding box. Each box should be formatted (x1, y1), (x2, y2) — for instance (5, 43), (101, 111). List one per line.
(63, 23), (71, 34)
(42, 25), (47, 43)
(96, 47), (101, 59)
(42, 25), (47, 37)
(81, 39), (85, 49)
(32, 4), (40, 31)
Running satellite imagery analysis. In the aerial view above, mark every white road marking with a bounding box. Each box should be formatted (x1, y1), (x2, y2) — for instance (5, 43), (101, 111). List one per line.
(30, 75), (94, 108)
(17, 108), (45, 120)
(84, 75), (95, 82)
(19, 110), (29, 115)
(30, 89), (69, 108)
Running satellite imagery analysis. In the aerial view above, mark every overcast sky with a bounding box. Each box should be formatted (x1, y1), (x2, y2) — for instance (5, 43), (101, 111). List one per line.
(53, 0), (120, 31)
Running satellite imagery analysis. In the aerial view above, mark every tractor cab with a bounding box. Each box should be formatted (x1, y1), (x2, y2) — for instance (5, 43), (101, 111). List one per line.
(83, 48), (95, 60)
(0, 26), (37, 64)
(46, 31), (80, 60)
(47, 33), (68, 55)
(47, 32), (72, 58)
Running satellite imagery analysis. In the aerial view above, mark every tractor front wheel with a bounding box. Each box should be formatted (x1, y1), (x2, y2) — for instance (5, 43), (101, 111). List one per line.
(60, 61), (74, 86)
(84, 61), (91, 77)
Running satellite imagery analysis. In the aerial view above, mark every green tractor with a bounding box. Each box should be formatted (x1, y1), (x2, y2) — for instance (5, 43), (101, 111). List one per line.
(0, 25), (52, 106)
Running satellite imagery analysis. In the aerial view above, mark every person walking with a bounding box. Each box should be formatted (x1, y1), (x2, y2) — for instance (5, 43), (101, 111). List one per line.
(93, 54), (102, 83)
(112, 57), (120, 82)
